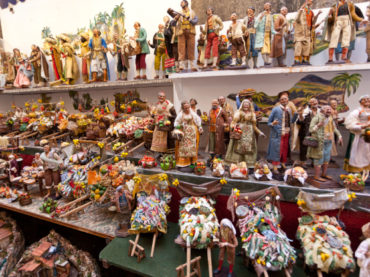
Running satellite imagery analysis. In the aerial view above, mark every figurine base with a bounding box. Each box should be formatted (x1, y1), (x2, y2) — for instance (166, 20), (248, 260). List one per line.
(201, 67), (219, 72)
(306, 176), (342, 189)
(222, 65), (248, 70)
(214, 266), (237, 277)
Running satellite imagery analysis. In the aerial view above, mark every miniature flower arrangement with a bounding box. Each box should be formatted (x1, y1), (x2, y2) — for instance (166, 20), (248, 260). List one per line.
(58, 166), (89, 200)
(39, 198), (58, 214)
(18, 192), (32, 206)
(193, 161), (206, 175)
(297, 214), (355, 274)
(229, 188), (296, 274)
(138, 155), (157, 168)
(230, 162), (248, 179)
(340, 172), (368, 192)
(211, 158), (225, 177)
(160, 154), (176, 171)
(254, 160), (273, 181)
(0, 186), (18, 201)
(284, 166), (307, 187)
(129, 174), (172, 235)
(201, 113), (208, 124)
(178, 196), (219, 249)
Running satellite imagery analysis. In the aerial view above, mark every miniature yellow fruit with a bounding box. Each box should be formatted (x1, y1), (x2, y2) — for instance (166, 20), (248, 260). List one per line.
(94, 194), (100, 200)
(95, 189), (100, 194)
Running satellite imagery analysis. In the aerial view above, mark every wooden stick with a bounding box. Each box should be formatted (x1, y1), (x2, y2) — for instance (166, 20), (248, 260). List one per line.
(115, 139), (134, 152)
(284, 268), (291, 277)
(19, 132), (38, 140)
(150, 230), (158, 258)
(131, 233), (140, 256)
(57, 194), (89, 210)
(186, 247), (191, 277)
(263, 270), (269, 277)
(317, 269), (323, 277)
(207, 247), (212, 277)
(49, 132), (69, 140)
(128, 141), (144, 154)
(59, 201), (92, 218)
(41, 132), (60, 139)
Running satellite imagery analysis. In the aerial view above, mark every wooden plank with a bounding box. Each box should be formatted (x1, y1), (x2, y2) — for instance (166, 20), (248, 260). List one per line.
(59, 201), (92, 218)
(128, 141), (144, 154)
(0, 201), (113, 239)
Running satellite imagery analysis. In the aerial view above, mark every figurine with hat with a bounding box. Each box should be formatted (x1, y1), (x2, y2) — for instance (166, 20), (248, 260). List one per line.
(58, 33), (79, 85)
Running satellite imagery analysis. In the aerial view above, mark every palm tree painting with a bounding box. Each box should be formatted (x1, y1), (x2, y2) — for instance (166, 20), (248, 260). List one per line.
(331, 73), (362, 104)
(41, 27), (52, 39)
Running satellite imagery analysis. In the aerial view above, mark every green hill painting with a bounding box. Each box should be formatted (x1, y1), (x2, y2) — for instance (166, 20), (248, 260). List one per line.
(228, 72), (362, 117)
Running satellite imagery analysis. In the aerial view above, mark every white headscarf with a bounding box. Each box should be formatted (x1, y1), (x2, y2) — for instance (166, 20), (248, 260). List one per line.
(220, 218), (236, 235)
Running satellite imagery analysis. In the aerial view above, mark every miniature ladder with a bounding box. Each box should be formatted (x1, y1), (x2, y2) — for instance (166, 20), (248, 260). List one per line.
(130, 231), (158, 259)
(128, 240), (146, 262)
(176, 256), (201, 277)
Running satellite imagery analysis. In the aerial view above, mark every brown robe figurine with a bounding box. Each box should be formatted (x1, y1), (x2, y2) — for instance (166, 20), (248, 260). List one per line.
(29, 44), (49, 87)
(44, 37), (64, 83)
(208, 99), (229, 159)
(214, 218), (238, 277)
(271, 7), (288, 67)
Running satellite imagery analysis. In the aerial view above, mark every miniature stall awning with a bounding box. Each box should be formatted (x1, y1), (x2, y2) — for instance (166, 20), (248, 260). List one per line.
(0, 0), (26, 10)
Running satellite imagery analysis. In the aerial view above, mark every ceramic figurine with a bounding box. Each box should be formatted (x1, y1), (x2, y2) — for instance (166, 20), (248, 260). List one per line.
(208, 99), (229, 159)
(254, 3), (276, 67)
(115, 184), (133, 237)
(271, 7), (288, 67)
(148, 24), (166, 79)
(163, 15), (179, 72)
(40, 144), (63, 199)
(78, 32), (91, 83)
(168, 0), (198, 71)
(150, 92), (176, 153)
(89, 28), (109, 82)
(325, 0), (364, 64)
(344, 95), (370, 173)
(267, 91), (298, 174)
(28, 44), (49, 87)
(242, 7), (258, 68)
(227, 12), (248, 67)
(355, 222), (370, 277)
(213, 219), (238, 277)
(293, 0), (316, 66)
(44, 37), (64, 83)
(365, 5), (370, 62)
(58, 34), (79, 85)
(173, 101), (202, 169)
(202, 7), (223, 69)
(307, 106), (342, 182)
(132, 22), (149, 80)
(225, 99), (265, 168)
(110, 31), (130, 81)
(12, 49), (32, 88)
(296, 98), (320, 167)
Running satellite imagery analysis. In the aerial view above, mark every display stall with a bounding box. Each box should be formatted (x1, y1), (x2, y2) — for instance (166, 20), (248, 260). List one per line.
(0, 0), (369, 276)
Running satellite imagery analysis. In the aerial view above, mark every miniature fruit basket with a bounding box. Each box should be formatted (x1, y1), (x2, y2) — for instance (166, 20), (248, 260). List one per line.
(193, 161), (206, 175)
(211, 158), (225, 177)
(39, 198), (58, 214)
(157, 119), (172, 132)
(284, 166), (307, 187)
(230, 162), (248, 179)
(160, 154), (176, 171)
(227, 188), (296, 276)
(296, 189), (356, 276)
(340, 172), (368, 192)
(138, 155), (157, 168)
(230, 125), (243, 140)
(254, 160), (273, 181)
(19, 193), (32, 206)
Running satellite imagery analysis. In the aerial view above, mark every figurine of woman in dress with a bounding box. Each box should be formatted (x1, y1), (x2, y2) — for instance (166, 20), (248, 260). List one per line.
(174, 101), (203, 168)
(12, 48), (33, 88)
(225, 99), (265, 168)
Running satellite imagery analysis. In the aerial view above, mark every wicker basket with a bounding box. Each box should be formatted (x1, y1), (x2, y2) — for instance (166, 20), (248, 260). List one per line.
(230, 130), (242, 140)
(364, 129), (370, 143)
(194, 167), (206, 175)
(286, 175), (304, 187)
(256, 175), (269, 181)
(0, 124), (9, 134)
(143, 130), (153, 143)
(19, 197), (32, 206)
(345, 182), (365, 192)
(157, 125), (171, 132)
(302, 136), (318, 148)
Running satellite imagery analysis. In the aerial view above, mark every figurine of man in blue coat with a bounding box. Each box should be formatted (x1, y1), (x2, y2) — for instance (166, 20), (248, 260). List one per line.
(267, 91), (297, 174)
(132, 22), (150, 80)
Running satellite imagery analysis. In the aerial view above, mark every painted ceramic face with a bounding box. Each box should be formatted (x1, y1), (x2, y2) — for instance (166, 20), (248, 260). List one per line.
(280, 95), (289, 106)
(158, 93), (166, 103)
(281, 8), (288, 16)
(212, 100), (219, 109)
(330, 100), (337, 110)
(247, 9), (254, 17)
(183, 103), (191, 113)
(218, 97), (226, 106)
(230, 13), (237, 21)
(309, 98), (318, 108)
(324, 106), (332, 116)
(307, 0), (313, 6)
(264, 3), (271, 11)
(242, 101), (250, 111)
(190, 100), (196, 106)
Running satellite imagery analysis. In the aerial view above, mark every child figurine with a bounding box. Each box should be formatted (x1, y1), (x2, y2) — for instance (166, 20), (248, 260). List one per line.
(355, 222), (370, 277)
(214, 218), (238, 277)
